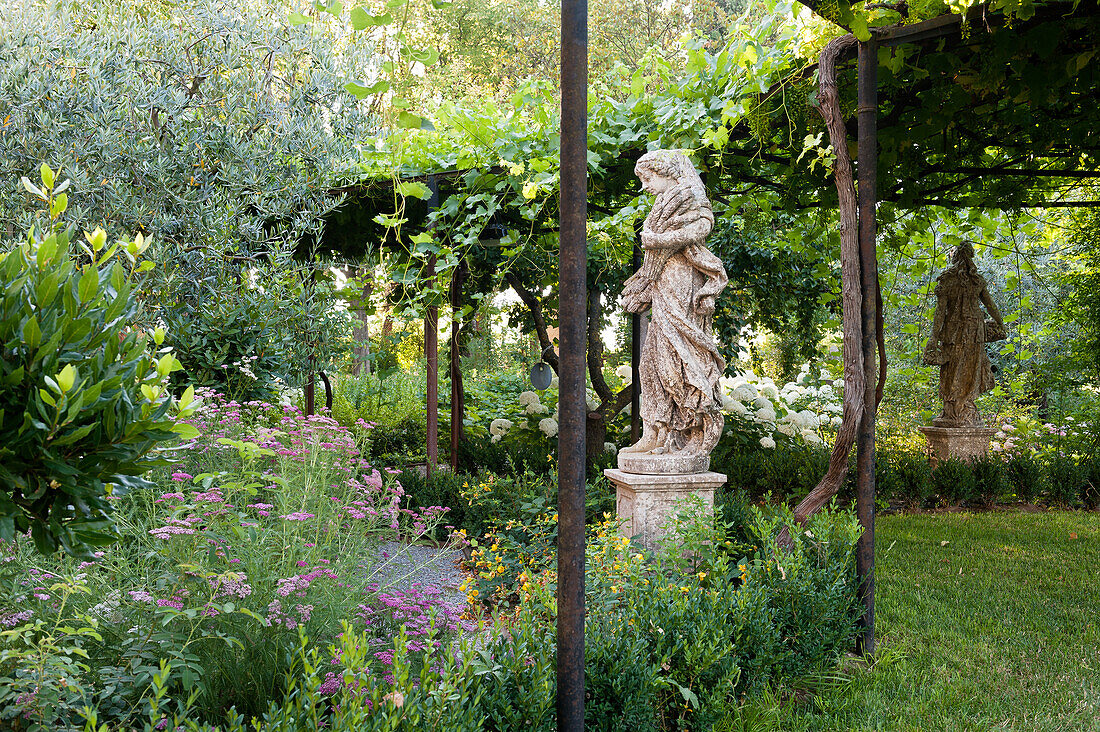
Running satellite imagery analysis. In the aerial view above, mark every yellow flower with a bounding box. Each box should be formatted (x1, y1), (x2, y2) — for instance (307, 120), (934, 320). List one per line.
(697, 571), (707, 581)
(522, 180), (538, 199)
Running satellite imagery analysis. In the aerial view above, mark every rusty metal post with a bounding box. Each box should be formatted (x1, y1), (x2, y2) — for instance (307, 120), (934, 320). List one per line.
(630, 236), (642, 442)
(449, 260), (465, 470)
(856, 39), (879, 657)
(304, 377), (315, 415)
(558, 0), (587, 727)
(425, 176), (440, 475)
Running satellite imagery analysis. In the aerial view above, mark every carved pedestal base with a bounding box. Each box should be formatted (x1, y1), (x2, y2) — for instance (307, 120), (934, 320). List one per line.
(918, 425), (995, 468)
(603, 469), (727, 550)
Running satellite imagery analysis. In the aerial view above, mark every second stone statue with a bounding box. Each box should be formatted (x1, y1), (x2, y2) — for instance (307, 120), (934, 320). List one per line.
(618, 150), (729, 475)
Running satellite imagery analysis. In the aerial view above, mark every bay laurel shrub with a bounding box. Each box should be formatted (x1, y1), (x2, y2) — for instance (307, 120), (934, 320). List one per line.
(0, 169), (195, 555)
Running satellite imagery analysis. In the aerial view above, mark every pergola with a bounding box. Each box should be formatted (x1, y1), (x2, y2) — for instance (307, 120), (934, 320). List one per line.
(553, 0), (1098, 728)
(300, 2), (1099, 725)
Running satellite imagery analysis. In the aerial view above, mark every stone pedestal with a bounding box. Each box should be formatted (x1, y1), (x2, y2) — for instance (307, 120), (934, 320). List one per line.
(918, 425), (995, 468)
(603, 469), (727, 549)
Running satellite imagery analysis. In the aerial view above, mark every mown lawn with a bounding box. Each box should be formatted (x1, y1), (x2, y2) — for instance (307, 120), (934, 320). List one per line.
(741, 510), (1100, 732)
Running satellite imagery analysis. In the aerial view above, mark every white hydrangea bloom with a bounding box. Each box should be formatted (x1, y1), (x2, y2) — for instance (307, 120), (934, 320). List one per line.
(604, 442), (617, 454)
(798, 410), (819, 429)
(525, 401), (549, 415)
(831, 415), (843, 427)
(755, 406), (777, 424)
(489, 418), (514, 437)
(519, 391), (540, 408)
(491, 433), (503, 443)
(759, 436), (776, 449)
(733, 382), (758, 402)
(777, 422), (798, 437)
(720, 394), (738, 412)
(615, 364), (632, 382)
(802, 430), (823, 444)
(761, 383), (779, 399)
(826, 403), (843, 414)
(539, 418), (559, 437)
(586, 395), (599, 411)
(818, 383), (835, 398)
(550, 375), (559, 389)
(753, 395), (773, 411)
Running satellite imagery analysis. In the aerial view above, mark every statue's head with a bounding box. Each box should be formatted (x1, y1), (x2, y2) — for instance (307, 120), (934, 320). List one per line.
(635, 150), (701, 195)
(951, 241), (975, 264)
(950, 241), (976, 260)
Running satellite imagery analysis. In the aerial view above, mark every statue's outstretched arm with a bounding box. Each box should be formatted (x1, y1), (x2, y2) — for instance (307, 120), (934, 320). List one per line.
(980, 286), (1004, 325)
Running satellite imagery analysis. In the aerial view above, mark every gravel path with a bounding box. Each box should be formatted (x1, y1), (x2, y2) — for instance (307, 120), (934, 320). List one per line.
(367, 540), (468, 614)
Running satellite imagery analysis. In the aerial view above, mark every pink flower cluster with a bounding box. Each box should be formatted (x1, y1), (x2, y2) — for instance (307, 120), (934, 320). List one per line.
(266, 599), (315, 629)
(276, 566), (339, 597)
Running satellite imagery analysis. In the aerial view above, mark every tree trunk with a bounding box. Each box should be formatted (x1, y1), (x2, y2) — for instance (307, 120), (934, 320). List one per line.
(793, 34), (866, 524)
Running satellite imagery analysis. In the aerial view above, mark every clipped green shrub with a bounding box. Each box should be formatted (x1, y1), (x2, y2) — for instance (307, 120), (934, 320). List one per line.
(1004, 452), (1044, 502)
(1045, 453), (1086, 506)
(933, 458), (978, 505)
(971, 454), (1007, 506)
(1084, 459), (1100, 509)
(893, 450), (935, 506)
(0, 169), (194, 554)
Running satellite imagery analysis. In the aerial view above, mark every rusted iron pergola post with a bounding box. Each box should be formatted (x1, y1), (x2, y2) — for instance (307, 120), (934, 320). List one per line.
(424, 175), (440, 475)
(449, 261), (465, 470)
(558, 0), (587, 726)
(855, 38), (879, 656)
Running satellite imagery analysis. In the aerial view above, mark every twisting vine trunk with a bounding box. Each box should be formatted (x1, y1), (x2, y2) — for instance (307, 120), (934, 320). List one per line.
(793, 34), (864, 524)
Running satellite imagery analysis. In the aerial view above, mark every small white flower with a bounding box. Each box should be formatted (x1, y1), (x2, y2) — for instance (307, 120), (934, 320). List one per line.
(759, 436), (776, 449)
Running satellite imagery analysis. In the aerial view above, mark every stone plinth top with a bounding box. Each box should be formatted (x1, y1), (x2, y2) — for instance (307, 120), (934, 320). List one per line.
(604, 469), (727, 488)
(616, 451), (710, 475)
(918, 425), (995, 468)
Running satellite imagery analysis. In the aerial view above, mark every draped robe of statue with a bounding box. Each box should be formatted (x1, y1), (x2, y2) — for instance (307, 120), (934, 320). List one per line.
(619, 152), (728, 470)
(922, 244), (1005, 427)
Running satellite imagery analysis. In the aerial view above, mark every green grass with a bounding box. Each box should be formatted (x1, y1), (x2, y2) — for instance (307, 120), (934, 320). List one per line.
(743, 510), (1100, 731)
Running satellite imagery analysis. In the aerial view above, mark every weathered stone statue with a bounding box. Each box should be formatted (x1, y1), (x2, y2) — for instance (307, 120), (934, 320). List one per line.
(617, 150), (728, 474)
(921, 242), (1006, 428)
